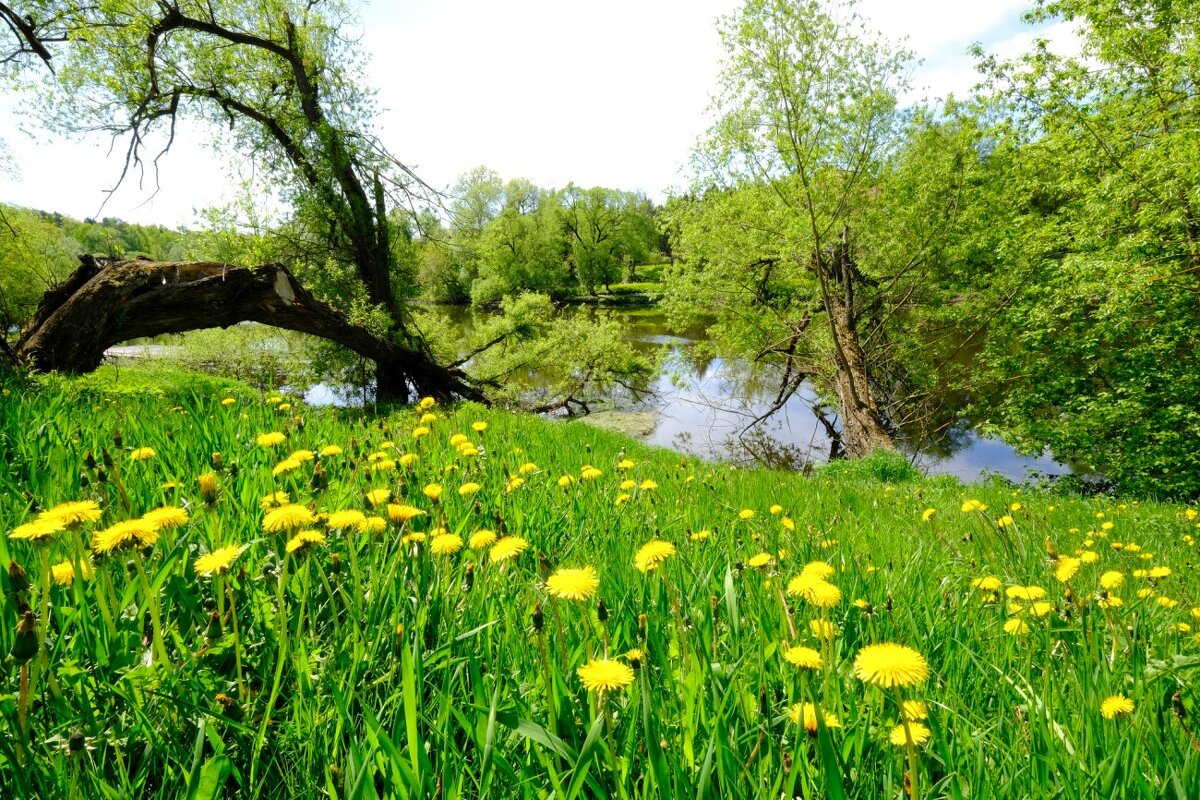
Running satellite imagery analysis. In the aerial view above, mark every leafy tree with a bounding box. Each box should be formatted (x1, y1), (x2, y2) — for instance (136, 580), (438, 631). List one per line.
(972, 0), (1200, 496)
(6, 0), (477, 399)
(666, 0), (912, 457)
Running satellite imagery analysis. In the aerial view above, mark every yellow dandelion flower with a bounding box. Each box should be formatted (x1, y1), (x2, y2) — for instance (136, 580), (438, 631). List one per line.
(577, 658), (634, 692)
(449, 433), (468, 446)
(783, 645), (822, 669)
(617, 459), (635, 470)
(557, 475), (575, 488)
(471, 421), (488, 433)
(129, 447), (156, 462)
(418, 396), (436, 410)
(789, 703), (841, 733)
(420, 412), (437, 424)
(781, 516), (796, 531)
(372, 459), (396, 473)
(361, 516), (386, 534)
(401, 531), (427, 545)
(266, 395), (282, 405)
(810, 619), (838, 640)
(289, 450), (314, 463)
(506, 476), (525, 493)
(546, 566), (600, 600)
(769, 504), (783, 515)
(960, 499), (987, 513)
(39, 500), (102, 526)
(469, 529), (497, 550)
(581, 466), (603, 480)
(458, 482), (481, 497)
(1158, 596), (1179, 609)
(1079, 550), (1099, 563)
(1100, 695), (1134, 720)
(489, 536), (529, 563)
(853, 643), (930, 688)
(285, 529), (325, 555)
(889, 722), (932, 746)
(142, 505), (188, 531)
(690, 529), (712, 541)
(423, 484), (443, 502)
(366, 488), (391, 507)
(902, 701), (928, 721)
(1055, 556), (1081, 583)
(430, 534), (464, 555)
(519, 462), (538, 474)
(257, 432), (286, 447)
(327, 509), (367, 531)
(738, 509), (755, 520)
(921, 508), (936, 522)
(320, 445), (343, 457)
(620, 479), (637, 491)
(51, 559), (93, 586)
(195, 544), (247, 576)
(92, 519), (159, 553)
(1004, 617), (1030, 635)
(398, 453), (418, 468)
(387, 504), (425, 523)
(800, 561), (835, 580)
(972, 576), (1002, 591)
(9, 518), (65, 542)
(1100, 571), (1124, 590)
(615, 493), (632, 506)
(1148, 566), (1172, 579)
(747, 553), (773, 569)
(640, 479), (658, 491)
(263, 504), (316, 533)
(1006, 585), (1046, 601)
(273, 458), (302, 477)
(1096, 594), (1124, 609)
(412, 426), (430, 440)
(634, 540), (676, 573)
(254, 493), (288, 514)
(221, 397), (236, 406)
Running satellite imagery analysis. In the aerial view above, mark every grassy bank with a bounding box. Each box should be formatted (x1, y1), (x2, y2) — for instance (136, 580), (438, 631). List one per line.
(1, 368), (1197, 798)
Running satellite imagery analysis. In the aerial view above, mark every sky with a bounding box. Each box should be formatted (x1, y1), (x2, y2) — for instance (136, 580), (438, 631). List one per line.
(0, 0), (1079, 228)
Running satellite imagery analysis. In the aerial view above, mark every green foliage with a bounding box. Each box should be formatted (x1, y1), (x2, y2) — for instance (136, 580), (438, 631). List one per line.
(814, 449), (922, 484)
(0, 370), (1198, 796)
(969, 0), (1200, 498)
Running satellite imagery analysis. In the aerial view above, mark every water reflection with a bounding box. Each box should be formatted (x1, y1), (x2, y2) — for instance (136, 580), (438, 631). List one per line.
(310, 306), (1070, 484)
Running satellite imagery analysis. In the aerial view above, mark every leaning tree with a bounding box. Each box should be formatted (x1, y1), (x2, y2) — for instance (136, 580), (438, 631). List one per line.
(2, 0), (480, 402)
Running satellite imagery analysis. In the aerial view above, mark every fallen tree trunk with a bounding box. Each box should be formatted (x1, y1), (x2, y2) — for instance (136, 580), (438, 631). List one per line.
(12, 255), (484, 404)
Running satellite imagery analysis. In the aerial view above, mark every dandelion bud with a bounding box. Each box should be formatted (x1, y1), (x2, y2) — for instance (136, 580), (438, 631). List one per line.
(1173, 692), (1186, 721)
(79, 472), (90, 489)
(886, 594), (893, 613)
(96, 466), (108, 484)
(330, 553), (341, 576)
(198, 472), (219, 504)
(638, 613), (647, 637)
(8, 561), (30, 595)
(211, 452), (223, 469)
(597, 599), (608, 623)
(532, 601), (544, 632)
(84, 451), (96, 470)
(758, 688), (769, 717)
(462, 563), (474, 593)
(68, 731), (85, 755)
(215, 693), (244, 722)
(229, 462), (239, 478)
(101, 449), (113, 468)
(165, 427), (174, 441)
(9, 610), (38, 663)
(112, 429), (122, 448)
(206, 611), (222, 642)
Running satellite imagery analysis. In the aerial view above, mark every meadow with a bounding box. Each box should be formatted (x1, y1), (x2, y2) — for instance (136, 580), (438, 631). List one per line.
(1, 367), (1197, 798)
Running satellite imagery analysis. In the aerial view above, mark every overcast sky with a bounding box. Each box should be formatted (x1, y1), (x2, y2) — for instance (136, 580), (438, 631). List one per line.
(0, 0), (1077, 227)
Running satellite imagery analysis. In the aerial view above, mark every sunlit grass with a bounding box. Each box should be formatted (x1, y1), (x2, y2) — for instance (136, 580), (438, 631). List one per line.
(0, 368), (1197, 798)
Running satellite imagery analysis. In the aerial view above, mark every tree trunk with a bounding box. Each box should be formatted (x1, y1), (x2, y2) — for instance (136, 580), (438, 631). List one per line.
(13, 255), (483, 404)
(819, 230), (894, 458)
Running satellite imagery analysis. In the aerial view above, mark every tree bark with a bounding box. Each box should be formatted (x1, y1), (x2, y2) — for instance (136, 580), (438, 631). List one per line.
(13, 255), (483, 404)
(818, 231), (894, 458)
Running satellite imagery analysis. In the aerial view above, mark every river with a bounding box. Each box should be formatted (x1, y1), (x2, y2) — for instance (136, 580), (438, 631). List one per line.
(305, 307), (1068, 484)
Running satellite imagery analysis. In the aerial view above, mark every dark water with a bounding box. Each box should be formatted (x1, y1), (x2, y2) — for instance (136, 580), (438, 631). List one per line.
(306, 307), (1068, 484)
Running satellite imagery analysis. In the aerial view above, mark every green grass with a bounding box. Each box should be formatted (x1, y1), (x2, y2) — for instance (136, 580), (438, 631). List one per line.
(1, 368), (1198, 798)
